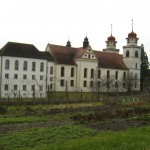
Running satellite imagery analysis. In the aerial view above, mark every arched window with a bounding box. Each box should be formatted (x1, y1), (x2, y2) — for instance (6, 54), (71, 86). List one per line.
(32, 62), (36, 71)
(5, 59), (10, 70)
(126, 50), (129, 57)
(71, 67), (74, 77)
(61, 67), (65, 77)
(40, 62), (44, 72)
(98, 69), (101, 79)
(115, 71), (118, 79)
(14, 60), (19, 70)
(135, 51), (138, 58)
(84, 68), (87, 78)
(50, 66), (53, 74)
(23, 61), (27, 71)
(91, 69), (94, 78)
(107, 70), (110, 79)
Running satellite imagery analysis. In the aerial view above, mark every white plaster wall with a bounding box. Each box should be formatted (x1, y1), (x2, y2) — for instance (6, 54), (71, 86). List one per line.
(1, 56), (49, 98)
(55, 64), (77, 92)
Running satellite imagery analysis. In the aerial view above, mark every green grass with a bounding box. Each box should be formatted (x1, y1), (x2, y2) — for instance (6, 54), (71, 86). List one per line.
(0, 116), (50, 125)
(21, 126), (150, 150)
(0, 125), (96, 150)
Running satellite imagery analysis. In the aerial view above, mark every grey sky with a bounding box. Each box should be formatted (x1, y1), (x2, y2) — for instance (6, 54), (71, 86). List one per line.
(0, 0), (149, 58)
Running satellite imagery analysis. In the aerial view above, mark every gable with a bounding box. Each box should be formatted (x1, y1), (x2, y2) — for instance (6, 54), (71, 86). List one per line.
(80, 45), (97, 60)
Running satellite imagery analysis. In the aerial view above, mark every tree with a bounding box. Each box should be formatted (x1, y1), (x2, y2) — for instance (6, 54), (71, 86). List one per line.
(123, 72), (138, 94)
(141, 44), (150, 91)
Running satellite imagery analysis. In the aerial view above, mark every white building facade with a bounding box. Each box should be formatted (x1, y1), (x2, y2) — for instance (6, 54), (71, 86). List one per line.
(0, 28), (141, 98)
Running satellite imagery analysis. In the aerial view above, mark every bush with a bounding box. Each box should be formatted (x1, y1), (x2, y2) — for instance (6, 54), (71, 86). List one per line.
(0, 106), (7, 114)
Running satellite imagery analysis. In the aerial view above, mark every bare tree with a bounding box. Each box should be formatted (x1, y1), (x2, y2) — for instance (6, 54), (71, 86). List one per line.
(121, 72), (138, 94)
(101, 75), (115, 93)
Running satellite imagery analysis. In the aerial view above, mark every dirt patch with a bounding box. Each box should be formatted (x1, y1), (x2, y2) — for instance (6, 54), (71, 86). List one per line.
(87, 118), (150, 131)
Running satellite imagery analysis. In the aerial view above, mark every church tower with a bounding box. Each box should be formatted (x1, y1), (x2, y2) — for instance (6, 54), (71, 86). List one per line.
(123, 20), (141, 90)
(103, 24), (119, 53)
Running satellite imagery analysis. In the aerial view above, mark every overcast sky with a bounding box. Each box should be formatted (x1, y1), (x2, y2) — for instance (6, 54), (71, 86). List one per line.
(0, 0), (149, 58)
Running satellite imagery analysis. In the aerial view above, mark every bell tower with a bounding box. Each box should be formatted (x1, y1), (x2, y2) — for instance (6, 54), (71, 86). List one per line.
(103, 24), (119, 53)
(123, 20), (141, 91)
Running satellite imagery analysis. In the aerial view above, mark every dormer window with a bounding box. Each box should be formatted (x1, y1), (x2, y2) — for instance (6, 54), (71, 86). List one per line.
(89, 49), (91, 51)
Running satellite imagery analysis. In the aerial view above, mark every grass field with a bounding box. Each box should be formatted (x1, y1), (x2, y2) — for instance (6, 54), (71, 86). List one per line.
(1, 99), (150, 150)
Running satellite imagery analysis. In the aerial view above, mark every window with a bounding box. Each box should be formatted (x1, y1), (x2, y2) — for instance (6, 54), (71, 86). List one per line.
(50, 83), (53, 90)
(115, 71), (118, 79)
(32, 85), (35, 91)
(135, 63), (137, 69)
(90, 81), (94, 87)
(135, 73), (137, 80)
(50, 77), (53, 81)
(5, 84), (8, 91)
(40, 75), (43, 80)
(40, 62), (44, 72)
(32, 75), (35, 80)
(83, 80), (87, 87)
(98, 70), (101, 78)
(126, 50), (129, 57)
(123, 82), (126, 88)
(61, 67), (65, 77)
(15, 60), (19, 70)
(97, 81), (101, 88)
(50, 66), (53, 74)
(91, 69), (94, 78)
(23, 61), (27, 71)
(71, 67), (74, 77)
(135, 83), (137, 88)
(135, 51), (138, 58)
(32, 62), (36, 71)
(14, 85), (17, 91)
(123, 72), (126, 80)
(70, 80), (74, 87)
(39, 85), (43, 91)
(5, 59), (10, 70)
(115, 82), (118, 88)
(23, 74), (27, 79)
(84, 68), (87, 78)
(23, 85), (26, 91)
(14, 74), (18, 79)
(60, 79), (64, 86)
(5, 73), (9, 79)
(107, 70), (110, 79)
(88, 54), (90, 59)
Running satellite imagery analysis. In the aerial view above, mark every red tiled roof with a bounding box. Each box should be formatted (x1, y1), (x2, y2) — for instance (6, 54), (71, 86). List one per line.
(47, 44), (128, 70)
(94, 51), (128, 70)
(47, 44), (77, 65)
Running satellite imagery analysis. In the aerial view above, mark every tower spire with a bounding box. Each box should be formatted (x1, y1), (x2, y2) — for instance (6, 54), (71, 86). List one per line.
(132, 19), (134, 32)
(111, 24), (113, 36)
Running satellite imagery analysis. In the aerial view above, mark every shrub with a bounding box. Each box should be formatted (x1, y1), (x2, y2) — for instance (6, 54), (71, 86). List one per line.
(0, 106), (7, 114)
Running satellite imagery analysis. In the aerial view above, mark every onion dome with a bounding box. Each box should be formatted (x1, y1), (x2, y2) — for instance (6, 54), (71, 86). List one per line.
(107, 35), (115, 42)
(128, 31), (137, 38)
